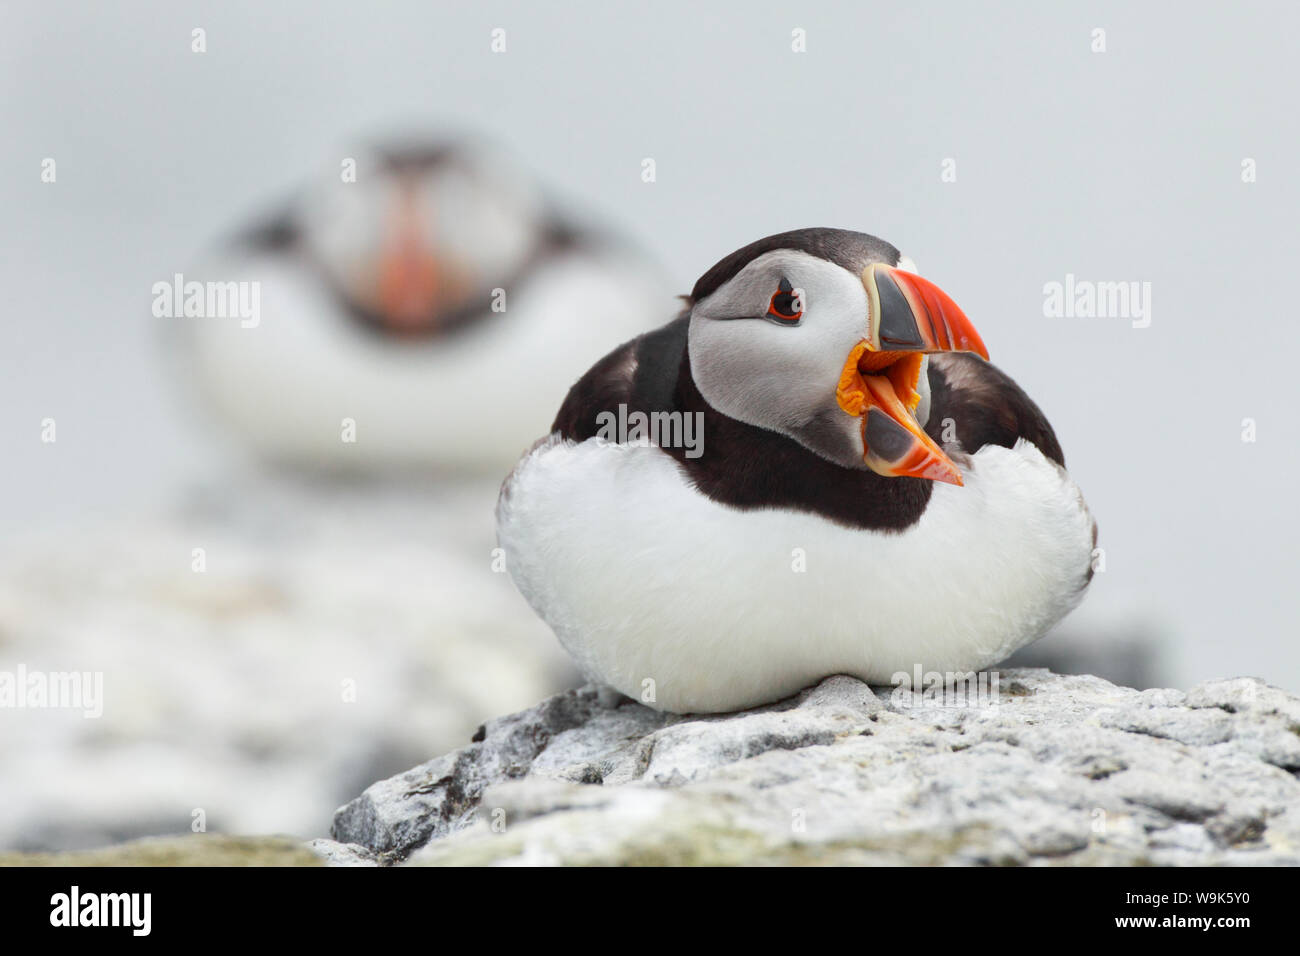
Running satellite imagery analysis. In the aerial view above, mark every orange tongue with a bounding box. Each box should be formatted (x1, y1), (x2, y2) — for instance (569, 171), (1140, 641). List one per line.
(838, 345), (924, 414)
(835, 343), (963, 485)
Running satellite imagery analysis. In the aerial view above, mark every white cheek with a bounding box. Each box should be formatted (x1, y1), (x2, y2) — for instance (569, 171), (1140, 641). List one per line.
(302, 177), (392, 285)
(688, 250), (872, 435)
(689, 306), (867, 433)
(793, 280), (872, 376)
(687, 318), (763, 422)
(428, 170), (541, 276)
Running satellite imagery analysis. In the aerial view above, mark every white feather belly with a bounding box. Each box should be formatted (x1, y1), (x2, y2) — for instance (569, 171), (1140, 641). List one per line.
(497, 435), (1095, 713)
(177, 252), (667, 472)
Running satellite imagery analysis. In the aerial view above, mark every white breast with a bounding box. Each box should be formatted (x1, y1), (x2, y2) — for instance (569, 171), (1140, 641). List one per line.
(497, 435), (1096, 713)
(174, 251), (667, 472)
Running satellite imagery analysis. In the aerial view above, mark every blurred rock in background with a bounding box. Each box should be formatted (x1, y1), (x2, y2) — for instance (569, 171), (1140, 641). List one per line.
(0, 477), (578, 851)
(1002, 626), (1166, 691)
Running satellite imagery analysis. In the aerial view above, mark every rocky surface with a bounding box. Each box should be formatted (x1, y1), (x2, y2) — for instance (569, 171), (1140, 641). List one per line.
(330, 669), (1300, 866)
(0, 477), (576, 852)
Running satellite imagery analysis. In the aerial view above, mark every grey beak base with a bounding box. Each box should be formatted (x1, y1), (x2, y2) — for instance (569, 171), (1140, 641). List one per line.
(873, 268), (926, 351)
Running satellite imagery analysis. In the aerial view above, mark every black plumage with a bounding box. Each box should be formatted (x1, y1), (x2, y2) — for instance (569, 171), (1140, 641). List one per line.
(554, 315), (1065, 532)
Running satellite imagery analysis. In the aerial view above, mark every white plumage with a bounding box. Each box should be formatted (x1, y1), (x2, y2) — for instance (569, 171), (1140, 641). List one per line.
(180, 248), (666, 472)
(171, 139), (668, 473)
(498, 434), (1095, 713)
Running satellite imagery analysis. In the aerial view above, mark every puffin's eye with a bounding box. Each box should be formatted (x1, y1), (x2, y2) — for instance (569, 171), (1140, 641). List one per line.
(766, 278), (803, 323)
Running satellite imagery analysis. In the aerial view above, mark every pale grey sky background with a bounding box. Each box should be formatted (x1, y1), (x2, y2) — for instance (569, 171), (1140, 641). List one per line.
(2, 1), (1297, 692)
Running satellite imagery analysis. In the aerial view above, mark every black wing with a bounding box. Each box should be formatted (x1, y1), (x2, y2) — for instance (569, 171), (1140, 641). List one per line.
(552, 315), (689, 440)
(926, 353), (1066, 467)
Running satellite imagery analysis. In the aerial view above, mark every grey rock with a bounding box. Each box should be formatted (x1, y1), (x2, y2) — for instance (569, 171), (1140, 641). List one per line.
(327, 669), (1300, 866)
(0, 483), (578, 852)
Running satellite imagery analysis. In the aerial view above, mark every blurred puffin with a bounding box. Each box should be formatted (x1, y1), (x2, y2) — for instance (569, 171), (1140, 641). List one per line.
(177, 140), (666, 472)
(498, 228), (1097, 713)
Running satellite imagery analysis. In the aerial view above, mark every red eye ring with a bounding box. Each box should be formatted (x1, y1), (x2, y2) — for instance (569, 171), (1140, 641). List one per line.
(767, 278), (803, 322)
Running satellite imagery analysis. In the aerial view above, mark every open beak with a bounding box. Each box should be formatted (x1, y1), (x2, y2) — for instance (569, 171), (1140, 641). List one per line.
(835, 263), (989, 485)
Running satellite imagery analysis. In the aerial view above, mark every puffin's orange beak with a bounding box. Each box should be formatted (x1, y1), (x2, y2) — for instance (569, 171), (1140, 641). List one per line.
(836, 263), (989, 485)
(375, 190), (446, 334)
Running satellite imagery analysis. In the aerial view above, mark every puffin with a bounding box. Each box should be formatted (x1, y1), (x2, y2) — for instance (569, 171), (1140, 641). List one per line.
(497, 228), (1097, 713)
(174, 139), (666, 472)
